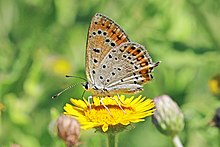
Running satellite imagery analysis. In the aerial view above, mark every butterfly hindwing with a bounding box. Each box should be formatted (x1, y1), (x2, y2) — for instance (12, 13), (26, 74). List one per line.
(93, 42), (159, 94)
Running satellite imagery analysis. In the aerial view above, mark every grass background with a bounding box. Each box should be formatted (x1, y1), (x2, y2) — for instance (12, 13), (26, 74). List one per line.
(0, 0), (220, 146)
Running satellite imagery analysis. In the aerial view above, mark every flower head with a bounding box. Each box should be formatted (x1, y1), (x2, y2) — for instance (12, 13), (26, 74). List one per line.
(64, 95), (155, 133)
(152, 95), (184, 136)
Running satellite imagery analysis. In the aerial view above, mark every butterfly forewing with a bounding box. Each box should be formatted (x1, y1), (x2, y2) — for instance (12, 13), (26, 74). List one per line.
(86, 13), (130, 84)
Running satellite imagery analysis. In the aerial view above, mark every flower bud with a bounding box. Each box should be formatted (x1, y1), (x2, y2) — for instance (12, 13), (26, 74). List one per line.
(210, 108), (220, 129)
(57, 115), (81, 147)
(152, 95), (184, 136)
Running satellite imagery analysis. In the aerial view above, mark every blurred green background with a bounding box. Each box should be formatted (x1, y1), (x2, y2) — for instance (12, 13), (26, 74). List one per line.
(0, 0), (220, 146)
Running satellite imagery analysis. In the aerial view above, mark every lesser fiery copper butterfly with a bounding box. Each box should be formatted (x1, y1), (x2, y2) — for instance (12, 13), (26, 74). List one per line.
(82, 13), (160, 97)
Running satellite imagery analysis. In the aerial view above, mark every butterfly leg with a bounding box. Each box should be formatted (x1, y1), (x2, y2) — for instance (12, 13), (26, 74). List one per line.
(117, 94), (125, 105)
(110, 96), (126, 114)
(100, 97), (112, 116)
(88, 96), (93, 109)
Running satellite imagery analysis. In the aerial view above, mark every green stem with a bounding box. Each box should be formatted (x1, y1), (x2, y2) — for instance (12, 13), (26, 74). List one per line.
(172, 135), (183, 147)
(107, 133), (117, 147)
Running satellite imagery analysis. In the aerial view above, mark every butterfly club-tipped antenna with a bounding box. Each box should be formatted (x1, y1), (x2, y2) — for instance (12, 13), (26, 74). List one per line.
(52, 75), (87, 99)
(52, 84), (77, 99)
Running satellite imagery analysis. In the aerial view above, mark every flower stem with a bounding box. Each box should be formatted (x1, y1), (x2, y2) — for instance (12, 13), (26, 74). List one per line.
(172, 135), (183, 147)
(107, 133), (117, 147)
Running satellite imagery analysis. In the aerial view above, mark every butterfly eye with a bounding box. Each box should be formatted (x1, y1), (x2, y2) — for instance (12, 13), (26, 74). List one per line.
(82, 82), (89, 90)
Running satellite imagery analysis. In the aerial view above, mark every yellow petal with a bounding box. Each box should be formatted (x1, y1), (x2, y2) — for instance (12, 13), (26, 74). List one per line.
(70, 98), (87, 109)
(93, 97), (100, 106)
(102, 124), (109, 132)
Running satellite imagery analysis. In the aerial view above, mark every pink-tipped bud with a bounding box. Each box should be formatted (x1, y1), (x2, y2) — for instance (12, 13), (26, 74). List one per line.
(57, 115), (81, 147)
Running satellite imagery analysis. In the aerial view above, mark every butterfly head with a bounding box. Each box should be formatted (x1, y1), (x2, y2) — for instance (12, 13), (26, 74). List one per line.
(81, 81), (109, 96)
(81, 82), (99, 92)
(82, 82), (89, 90)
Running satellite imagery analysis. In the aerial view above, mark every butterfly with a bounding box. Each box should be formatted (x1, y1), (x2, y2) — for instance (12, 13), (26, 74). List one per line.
(82, 13), (160, 97)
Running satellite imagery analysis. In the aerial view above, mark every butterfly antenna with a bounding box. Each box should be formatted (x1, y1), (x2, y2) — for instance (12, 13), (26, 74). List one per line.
(52, 83), (78, 99)
(65, 75), (87, 81)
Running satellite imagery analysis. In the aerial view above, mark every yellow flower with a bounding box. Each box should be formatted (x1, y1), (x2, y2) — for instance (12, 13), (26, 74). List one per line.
(64, 95), (155, 132)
